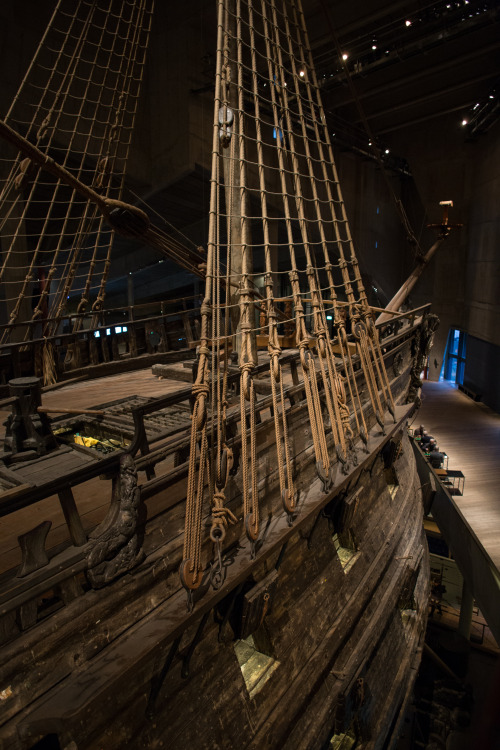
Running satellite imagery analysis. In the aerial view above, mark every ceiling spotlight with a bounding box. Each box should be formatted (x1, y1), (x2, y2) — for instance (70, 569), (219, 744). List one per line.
(342, 53), (348, 61)
(385, 149), (390, 154)
(461, 119), (468, 126)
(405, 19), (412, 26)
(372, 44), (377, 50)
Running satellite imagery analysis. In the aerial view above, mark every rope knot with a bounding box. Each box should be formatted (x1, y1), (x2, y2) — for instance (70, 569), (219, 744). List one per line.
(299, 340), (312, 370)
(191, 382), (209, 429)
(77, 298), (88, 314)
(240, 361), (253, 401)
(192, 382), (210, 398)
(210, 491), (238, 542)
(269, 350), (280, 382)
(200, 301), (211, 316)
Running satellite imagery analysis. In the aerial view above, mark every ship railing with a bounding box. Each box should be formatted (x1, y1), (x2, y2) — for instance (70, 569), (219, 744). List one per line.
(128, 303), (433, 464)
(0, 299), (431, 395)
(0, 308), (429, 645)
(375, 302), (432, 338)
(0, 295), (202, 393)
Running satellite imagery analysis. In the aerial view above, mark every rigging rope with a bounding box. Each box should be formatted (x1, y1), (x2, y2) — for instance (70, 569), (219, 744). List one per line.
(180, 0), (396, 602)
(0, 0), (154, 364)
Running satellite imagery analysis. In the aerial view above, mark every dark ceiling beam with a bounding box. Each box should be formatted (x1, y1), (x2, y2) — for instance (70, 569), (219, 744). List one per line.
(352, 72), (497, 126)
(377, 100), (478, 134)
(328, 42), (500, 109)
(308, 0), (421, 45)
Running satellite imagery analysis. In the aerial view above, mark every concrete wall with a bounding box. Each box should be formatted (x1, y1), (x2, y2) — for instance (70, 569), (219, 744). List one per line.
(464, 127), (500, 347)
(336, 151), (414, 308)
(464, 335), (500, 414)
(391, 114), (500, 394)
(142, 1), (214, 193)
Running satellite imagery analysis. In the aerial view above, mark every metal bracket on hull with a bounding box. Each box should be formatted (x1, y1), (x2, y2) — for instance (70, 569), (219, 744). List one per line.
(145, 634), (182, 719)
(316, 460), (336, 493)
(181, 611), (211, 678)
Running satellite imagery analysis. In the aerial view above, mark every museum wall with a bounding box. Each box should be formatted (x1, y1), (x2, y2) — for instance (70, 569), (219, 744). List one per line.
(391, 112), (500, 401)
(464, 335), (500, 414)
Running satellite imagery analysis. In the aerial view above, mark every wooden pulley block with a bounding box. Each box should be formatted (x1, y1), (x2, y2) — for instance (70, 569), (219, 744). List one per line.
(245, 513), (259, 542)
(281, 488), (295, 516)
(179, 559), (202, 591)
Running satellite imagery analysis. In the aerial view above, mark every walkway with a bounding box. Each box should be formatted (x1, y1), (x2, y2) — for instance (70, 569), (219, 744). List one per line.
(417, 380), (500, 572)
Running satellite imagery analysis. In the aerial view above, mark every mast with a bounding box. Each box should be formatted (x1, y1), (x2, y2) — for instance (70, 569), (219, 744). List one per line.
(376, 200), (462, 325)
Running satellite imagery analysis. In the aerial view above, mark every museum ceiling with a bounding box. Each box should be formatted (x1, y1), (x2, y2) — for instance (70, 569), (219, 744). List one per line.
(304, 0), (499, 145)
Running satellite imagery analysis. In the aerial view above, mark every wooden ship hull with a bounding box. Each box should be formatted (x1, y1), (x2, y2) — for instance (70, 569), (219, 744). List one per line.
(0, 0), (440, 747)
(0, 314), (433, 750)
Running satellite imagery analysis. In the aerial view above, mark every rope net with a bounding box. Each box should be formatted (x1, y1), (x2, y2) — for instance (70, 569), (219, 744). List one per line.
(0, 0), (154, 344)
(181, 0), (396, 594)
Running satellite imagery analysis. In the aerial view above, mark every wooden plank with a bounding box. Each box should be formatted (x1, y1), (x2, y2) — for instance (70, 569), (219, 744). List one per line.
(58, 487), (87, 547)
(13, 413), (418, 746)
(13, 451), (96, 484)
(0, 484), (32, 501)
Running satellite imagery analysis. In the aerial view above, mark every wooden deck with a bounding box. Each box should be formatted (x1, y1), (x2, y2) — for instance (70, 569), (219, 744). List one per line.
(0, 369), (182, 574)
(3, 371), (499, 584)
(417, 380), (500, 572)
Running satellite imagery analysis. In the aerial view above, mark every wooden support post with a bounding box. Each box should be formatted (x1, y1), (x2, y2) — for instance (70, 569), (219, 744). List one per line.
(111, 333), (120, 361)
(289, 359), (299, 386)
(129, 324), (138, 358)
(423, 643), (462, 684)
(58, 487), (87, 547)
(89, 334), (100, 365)
(181, 313), (194, 346)
(156, 317), (169, 352)
(457, 578), (474, 641)
(101, 333), (111, 362)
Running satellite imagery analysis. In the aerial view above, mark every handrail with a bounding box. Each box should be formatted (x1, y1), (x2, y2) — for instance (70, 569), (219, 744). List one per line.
(375, 302), (432, 329)
(412, 440), (500, 644)
(0, 314), (423, 519)
(0, 307), (202, 353)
